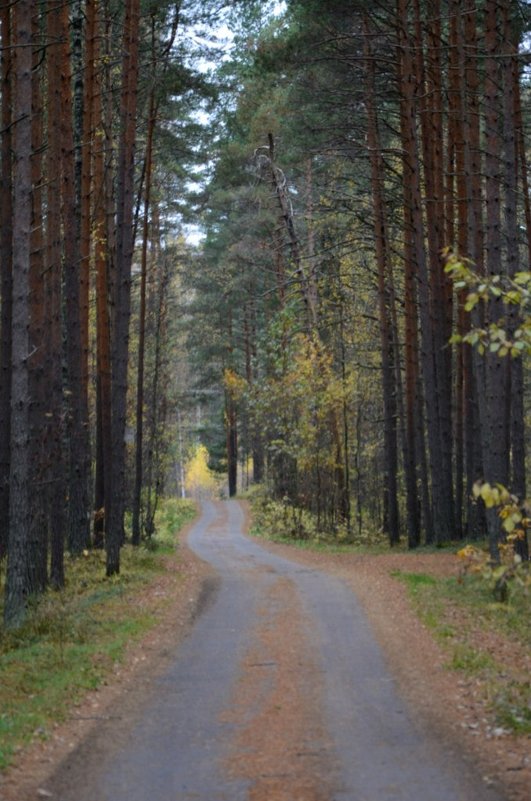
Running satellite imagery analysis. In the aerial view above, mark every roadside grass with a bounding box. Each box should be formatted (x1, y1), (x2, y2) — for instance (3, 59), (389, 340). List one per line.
(0, 498), (196, 771)
(391, 568), (531, 735)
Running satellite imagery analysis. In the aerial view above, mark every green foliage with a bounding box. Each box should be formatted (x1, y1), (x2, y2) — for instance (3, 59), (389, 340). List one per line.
(389, 570), (436, 591)
(153, 498), (197, 550)
(457, 543), (531, 603)
(456, 482), (531, 601)
(249, 331), (358, 519)
(448, 644), (495, 674)
(445, 253), (531, 357)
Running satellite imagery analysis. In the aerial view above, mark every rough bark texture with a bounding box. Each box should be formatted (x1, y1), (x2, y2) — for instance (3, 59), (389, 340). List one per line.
(59, 0), (90, 555)
(482, 0), (510, 558)
(4, 0), (34, 627)
(0, 3), (13, 561)
(93, 0), (113, 550)
(29, 11), (47, 593)
(46, 1), (66, 589)
(107, 0), (141, 575)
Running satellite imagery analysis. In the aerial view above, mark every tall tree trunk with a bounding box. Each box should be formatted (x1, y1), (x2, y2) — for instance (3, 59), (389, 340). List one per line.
(402, 164), (422, 546)
(363, 18), (400, 546)
(398, 0), (446, 543)
(93, 0), (113, 549)
(107, 0), (141, 575)
(501, 3), (525, 505)
(29, 12), (47, 592)
(79, 0), (97, 542)
(46, 0), (66, 588)
(448, 0), (465, 538)
(132, 11), (162, 545)
(413, 0), (455, 542)
(481, 0), (510, 558)
(132, 93), (156, 545)
(58, 1), (90, 555)
(4, 0), (34, 627)
(0, 3), (13, 561)
(227, 396), (238, 498)
(144, 232), (170, 536)
(459, 0), (485, 539)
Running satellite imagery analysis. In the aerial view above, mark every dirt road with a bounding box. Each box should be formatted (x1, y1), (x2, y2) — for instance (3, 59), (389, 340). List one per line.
(44, 500), (506, 801)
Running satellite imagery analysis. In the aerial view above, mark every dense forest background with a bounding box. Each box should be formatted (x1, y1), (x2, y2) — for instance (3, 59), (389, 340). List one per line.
(0, 0), (530, 626)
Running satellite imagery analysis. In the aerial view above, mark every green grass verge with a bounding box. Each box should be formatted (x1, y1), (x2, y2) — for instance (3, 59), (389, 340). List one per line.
(0, 498), (196, 771)
(392, 569), (531, 735)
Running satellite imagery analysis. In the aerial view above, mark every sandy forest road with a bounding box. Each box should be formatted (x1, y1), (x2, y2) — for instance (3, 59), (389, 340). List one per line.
(3, 499), (528, 800)
(10, 498), (511, 801)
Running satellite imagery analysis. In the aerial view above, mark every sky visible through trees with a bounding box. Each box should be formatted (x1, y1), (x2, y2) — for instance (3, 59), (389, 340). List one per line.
(0, 0), (530, 626)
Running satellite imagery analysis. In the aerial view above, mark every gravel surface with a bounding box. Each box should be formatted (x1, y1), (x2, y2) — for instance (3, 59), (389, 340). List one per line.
(1, 500), (528, 801)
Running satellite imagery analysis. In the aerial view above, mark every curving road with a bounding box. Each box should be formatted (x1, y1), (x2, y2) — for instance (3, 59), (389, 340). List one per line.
(48, 500), (506, 801)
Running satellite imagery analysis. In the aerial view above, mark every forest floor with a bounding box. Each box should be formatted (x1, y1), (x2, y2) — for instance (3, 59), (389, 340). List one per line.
(0, 503), (529, 801)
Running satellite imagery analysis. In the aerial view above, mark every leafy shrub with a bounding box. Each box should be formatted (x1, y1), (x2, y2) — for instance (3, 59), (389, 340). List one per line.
(457, 482), (530, 602)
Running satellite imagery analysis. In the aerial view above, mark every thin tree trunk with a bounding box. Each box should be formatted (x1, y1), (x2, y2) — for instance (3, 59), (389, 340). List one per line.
(0, 3), (13, 561)
(363, 17), (400, 546)
(132, 66), (158, 545)
(29, 12), (47, 592)
(481, 0), (510, 559)
(46, 0), (66, 588)
(448, 0), (465, 538)
(58, 0), (90, 555)
(501, 4), (525, 508)
(459, 0), (485, 539)
(266, 133), (318, 330)
(107, 0), (141, 575)
(144, 234), (170, 535)
(79, 0), (97, 543)
(93, 0), (112, 549)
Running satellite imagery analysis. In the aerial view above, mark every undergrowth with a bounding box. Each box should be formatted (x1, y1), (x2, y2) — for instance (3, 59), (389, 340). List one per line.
(0, 498), (196, 771)
(245, 484), (388, 551)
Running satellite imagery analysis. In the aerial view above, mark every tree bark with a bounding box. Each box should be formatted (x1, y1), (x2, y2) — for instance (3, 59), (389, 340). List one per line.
(132, 27), (158, 544)
(0, 3), (13, 561)
(363, 17), (400, 546)
(29, 10), (47, 592)
(93, 0), (113, 549)
(107, 0), (141, 575)
(481, 0), (510, 558)
(4, 0), (34, 627)
(46, 0), (66, 587)
(57, 0), (90, 555)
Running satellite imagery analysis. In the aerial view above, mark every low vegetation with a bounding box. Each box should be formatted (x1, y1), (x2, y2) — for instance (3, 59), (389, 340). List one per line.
(247, 485), (387, 551)
(391, 566), (531, 736)
(0, 498), (196, 771)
